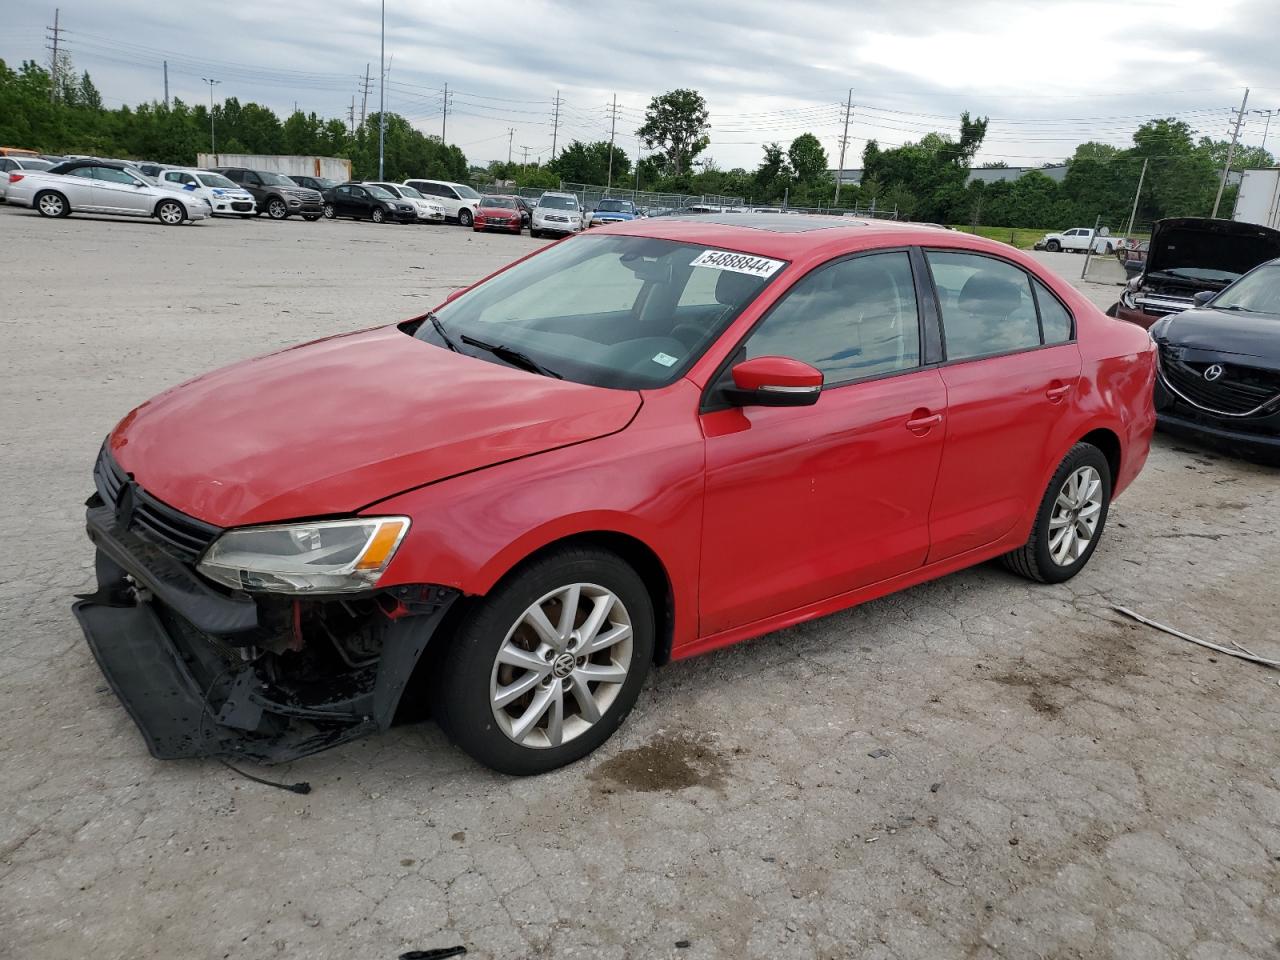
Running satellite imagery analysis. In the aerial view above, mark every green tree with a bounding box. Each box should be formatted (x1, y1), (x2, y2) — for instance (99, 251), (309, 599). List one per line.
(548, 140), (630, 185)
(637, 88), (709, 176)
(787, 132), (828, 182)
(753, 142), (792, 201)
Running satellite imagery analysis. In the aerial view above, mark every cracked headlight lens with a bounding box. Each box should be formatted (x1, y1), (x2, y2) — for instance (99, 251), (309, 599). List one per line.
(197, 517), (409, 595)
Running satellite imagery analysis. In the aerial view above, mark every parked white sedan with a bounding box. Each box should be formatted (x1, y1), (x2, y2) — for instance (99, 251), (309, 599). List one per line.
(154, 167), (257, 217)
(368, 182), (446, 222)
(7, 159), (211, 224)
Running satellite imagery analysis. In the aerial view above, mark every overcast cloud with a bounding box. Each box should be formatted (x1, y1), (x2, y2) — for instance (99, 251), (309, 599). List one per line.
(4, 0), (1279, 171)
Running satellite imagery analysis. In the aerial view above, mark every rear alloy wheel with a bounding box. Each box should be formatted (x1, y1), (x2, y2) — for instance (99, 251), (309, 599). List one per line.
(1002, 442), (1111, 584)
(371, 207), (386, 224)
(267, 197), (288, 220)
(458, 208), (473, 227)
(156, 199), (185, 225)
(433, 547), (654, 774)
(36, 191), (68, 218)
(323, 203), (336, 219)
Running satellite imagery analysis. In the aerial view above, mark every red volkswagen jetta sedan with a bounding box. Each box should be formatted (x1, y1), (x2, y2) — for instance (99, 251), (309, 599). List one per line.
(75, 215), (1156, 774)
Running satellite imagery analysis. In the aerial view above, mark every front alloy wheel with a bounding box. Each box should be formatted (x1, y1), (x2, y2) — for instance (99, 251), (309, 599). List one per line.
(372, 207), (386, 223)
(267, 198), (288, 219)
(490, 583), (633, 749)
(156, 199), (185, 225)
(434, 546), (654, 774)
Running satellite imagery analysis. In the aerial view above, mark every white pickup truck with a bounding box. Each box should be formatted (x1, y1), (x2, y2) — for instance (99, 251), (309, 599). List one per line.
(1035, 227), (1116, 254)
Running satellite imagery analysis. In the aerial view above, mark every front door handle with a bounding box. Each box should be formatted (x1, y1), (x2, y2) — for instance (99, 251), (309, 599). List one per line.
(1046, 382), (1073, 403)
(905, 412), (943, 432)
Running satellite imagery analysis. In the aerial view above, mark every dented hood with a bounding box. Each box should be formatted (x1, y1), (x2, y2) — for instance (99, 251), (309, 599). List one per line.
(110, 326), (642, 527)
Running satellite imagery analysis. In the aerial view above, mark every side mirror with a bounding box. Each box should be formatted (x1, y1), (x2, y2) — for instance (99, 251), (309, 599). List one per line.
(725, 356), (823, 407)
(1193, 290), (1216, 307)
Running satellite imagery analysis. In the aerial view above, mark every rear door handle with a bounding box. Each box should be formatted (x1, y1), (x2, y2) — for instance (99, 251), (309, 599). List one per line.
(1046, 383), (1073, 402)
(905, 412), (943, 431)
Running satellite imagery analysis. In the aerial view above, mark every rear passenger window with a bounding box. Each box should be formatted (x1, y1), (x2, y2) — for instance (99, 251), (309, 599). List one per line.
(743, 251), (920, 385)
(1034, 279), (1073, 343)
(927, 252), (1041, 361)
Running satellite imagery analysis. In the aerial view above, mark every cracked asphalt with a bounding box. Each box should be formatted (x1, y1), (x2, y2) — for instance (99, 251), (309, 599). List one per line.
(2, 210), (1278, 960)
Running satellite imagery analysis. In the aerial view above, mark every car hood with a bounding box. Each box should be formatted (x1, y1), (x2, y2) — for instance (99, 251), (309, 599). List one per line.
(1155, 307), (1280, 367)
(1144, 218), (1280, 286)
(109, 326), (642, 527)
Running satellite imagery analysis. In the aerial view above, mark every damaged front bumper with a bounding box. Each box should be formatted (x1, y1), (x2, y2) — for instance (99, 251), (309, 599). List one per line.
(73, 500), (457, 764)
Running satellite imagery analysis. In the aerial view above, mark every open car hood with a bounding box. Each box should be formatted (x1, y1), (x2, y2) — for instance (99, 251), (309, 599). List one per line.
(109, 326), (642, 528)
(1145, 218), (1280, 285)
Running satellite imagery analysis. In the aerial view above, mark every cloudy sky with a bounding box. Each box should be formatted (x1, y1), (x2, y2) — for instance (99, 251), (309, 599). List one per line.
(5, 0), (1279, 171)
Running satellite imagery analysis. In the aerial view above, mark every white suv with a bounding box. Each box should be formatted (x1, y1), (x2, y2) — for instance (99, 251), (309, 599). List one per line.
(531, 192), (583, 238)
(402, 178), (482, 226)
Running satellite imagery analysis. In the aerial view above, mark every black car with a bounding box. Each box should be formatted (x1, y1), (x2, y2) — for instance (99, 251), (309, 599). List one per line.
(289, 174), (340, 202)
(1150, 258), (1280, 462)
(513, 195), (534, 227)
(323, 182), (417, 223)
(212, 167), (324, 220)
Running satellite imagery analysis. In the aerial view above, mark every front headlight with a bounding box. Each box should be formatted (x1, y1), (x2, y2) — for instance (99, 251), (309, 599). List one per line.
(197, 517), (410, 595)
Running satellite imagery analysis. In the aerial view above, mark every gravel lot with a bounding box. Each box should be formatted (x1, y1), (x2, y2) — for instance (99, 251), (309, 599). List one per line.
(2, 209), (1278, 960)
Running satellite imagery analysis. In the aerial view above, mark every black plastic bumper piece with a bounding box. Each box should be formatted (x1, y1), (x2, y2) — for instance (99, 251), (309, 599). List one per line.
(84, 502), (258, 636)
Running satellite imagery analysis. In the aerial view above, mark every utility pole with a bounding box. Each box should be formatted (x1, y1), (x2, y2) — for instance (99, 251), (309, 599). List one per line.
(202, 77), (221, 155)
(359, 64), (371, 129)
(1213, 87), (1249, 219)
(441, 81), (449, 142)
(551, 90), (562, 160)
(1124, 157), (1148, 239)
(163, 60), (169, 108)
(377, 0), (386, 179)
(507, 128), (515, 166)
(606, 94), (618, 191)
(634, 140), (641, 192)
(834, 88), (853, 204)
(46, 8), (63, 103)
(521, 145), (531, 167)
(1254, 108), (1277, 154)
(348, 96), (356, 135)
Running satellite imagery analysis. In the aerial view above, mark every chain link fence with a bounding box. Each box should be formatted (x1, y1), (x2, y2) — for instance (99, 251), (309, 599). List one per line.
(470, 180), (745, 213)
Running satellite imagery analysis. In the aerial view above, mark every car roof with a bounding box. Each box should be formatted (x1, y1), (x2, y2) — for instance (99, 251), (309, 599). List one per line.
(591, 214), (1011, 261)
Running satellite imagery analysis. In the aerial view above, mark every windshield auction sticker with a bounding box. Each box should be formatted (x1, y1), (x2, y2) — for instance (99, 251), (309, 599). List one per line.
(690, 250), (785, 278)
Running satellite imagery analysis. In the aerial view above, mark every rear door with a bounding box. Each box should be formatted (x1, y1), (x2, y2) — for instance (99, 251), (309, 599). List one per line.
(698, 249), (948, 635)
(922, 250), (1082, 562)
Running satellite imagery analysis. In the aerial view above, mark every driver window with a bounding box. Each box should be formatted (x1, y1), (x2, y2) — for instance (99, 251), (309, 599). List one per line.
(92, 167), (140, 184)
(743, 252), (921, 385)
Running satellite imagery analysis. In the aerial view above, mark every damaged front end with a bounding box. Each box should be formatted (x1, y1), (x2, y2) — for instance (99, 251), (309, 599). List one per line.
(73, 447), (457, 764)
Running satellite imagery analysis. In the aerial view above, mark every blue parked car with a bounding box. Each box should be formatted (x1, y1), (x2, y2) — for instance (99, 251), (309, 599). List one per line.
(587, 198), (641, 227)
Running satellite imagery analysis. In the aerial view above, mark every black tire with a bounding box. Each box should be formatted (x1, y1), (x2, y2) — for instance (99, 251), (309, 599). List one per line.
(266, 197), (289, 220)
(371, 207), (386, 224)
(238, 214), (253, 219)
(35, 190), (70, 218)
(1002, 442), (1112, 584)
(530, 228), (542, 239)
(323, 203), (336, 219)
(155, 198), (186, 226)
(458, 207), (473, 227)
(1045, 239), (1061, 252)
(433, 546), (655, 775)
(303, 214), (321, 222)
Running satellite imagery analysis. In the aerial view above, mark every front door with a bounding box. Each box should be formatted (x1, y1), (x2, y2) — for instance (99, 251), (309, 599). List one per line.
(699, 250), (947, 636)
(922, 250), (1083, 562)
(89, 166), (152, 215)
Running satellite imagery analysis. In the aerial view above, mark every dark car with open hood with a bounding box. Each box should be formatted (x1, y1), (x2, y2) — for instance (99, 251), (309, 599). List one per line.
(1109, 218), (1280, 329)
(1150, 257), (1280, 461)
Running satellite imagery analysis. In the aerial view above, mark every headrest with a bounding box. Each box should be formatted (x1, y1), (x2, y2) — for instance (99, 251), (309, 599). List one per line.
(959, 273), (1023, 313)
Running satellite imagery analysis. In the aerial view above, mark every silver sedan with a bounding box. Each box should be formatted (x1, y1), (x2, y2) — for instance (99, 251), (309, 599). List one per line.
(6, 160), (211, 224)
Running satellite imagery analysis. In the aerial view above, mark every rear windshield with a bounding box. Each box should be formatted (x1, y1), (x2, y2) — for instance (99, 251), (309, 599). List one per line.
(18, 159), (54, 170)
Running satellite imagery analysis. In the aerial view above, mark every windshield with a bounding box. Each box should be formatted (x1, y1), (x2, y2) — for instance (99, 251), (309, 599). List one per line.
(259, 171), (295, 186)
(538, 195), (577, 210)
(481, 197), (516, 209)
(196, 172), (237, 188)
(398, 185), (423, 199)
(366, 185), (395, 200)
(416, 235), (784, 389)
(595, 199), (631, 213)
(1210, 264), (1280, 314)
(454, 183), (481, 199)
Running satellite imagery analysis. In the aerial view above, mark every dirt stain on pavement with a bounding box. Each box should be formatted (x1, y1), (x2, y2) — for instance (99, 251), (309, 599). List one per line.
(589, 732), (728, 794)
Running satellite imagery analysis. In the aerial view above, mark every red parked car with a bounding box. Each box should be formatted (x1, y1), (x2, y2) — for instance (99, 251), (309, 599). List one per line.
(472, 195), (523, 234)
(74, 215), (1156, 774)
